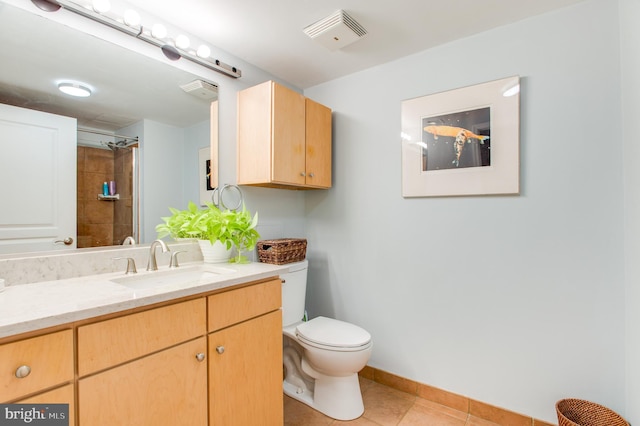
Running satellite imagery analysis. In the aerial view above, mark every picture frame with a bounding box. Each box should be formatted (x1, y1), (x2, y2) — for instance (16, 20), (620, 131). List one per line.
(199, 147), (215, 206)
(401, 76), (520, 197)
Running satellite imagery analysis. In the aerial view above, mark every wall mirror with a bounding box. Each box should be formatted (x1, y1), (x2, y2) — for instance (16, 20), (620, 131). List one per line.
(0, 2), (218, 254)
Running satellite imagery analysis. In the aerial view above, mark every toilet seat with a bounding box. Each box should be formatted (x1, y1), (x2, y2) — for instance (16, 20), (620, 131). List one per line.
(296, 316), (371, 352)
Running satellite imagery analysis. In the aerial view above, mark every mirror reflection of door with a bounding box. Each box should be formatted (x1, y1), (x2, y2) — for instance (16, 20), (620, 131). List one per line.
(0, 103), (76, 254)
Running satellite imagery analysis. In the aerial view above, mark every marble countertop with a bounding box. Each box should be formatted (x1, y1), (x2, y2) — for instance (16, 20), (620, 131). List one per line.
(0, 261), (291, 339)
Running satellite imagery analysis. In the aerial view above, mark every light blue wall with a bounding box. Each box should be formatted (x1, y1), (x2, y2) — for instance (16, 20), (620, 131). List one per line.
(139, 120), (185, 243)
(304, 0), (626, 423)
(620, 0), (640, 423)
(183, 119), (210, 207)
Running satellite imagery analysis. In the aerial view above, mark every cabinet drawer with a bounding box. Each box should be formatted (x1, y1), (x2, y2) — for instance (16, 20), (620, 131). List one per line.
(78, 298), (206, 376)
(208, 278), (281, 331)
(0, 329), (73, 402)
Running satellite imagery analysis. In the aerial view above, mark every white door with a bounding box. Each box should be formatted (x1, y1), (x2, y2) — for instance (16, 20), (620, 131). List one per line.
(0, 103), (76, 254)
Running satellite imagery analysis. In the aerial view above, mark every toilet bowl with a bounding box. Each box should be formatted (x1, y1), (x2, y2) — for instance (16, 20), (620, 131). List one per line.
(281, 260), (372, 421)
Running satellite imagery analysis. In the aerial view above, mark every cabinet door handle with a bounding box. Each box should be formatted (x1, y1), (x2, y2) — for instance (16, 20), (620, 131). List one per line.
(216, 345), (225, 354)
(195, 353), (206, 362)
(15, 365), (31, 378)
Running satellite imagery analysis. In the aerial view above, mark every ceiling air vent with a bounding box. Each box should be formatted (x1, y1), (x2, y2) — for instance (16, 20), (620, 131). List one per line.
(303, 10), (367, 51)
(179, 79), (219, 101)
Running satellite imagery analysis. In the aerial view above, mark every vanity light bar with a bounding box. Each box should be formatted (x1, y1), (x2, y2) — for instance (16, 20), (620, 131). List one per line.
(30, 0), (242, 79)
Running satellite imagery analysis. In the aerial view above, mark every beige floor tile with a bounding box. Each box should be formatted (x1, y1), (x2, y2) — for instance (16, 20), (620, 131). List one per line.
(359, 377), (375, 394)
(284, 395), (334, 426)
(398, 402), (467, 426)
(361, 381), (416, 426)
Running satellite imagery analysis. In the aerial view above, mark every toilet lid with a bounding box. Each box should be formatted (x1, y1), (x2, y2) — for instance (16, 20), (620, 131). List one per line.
(296, 316), (371, 349)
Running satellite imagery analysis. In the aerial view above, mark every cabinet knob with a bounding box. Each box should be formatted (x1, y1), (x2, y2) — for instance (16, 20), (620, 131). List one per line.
(216, 345), (225, 354)
(15, 365), (31, 378)
(308, 173), (315, 178)
(195, 353), (206, 362)
(300, 172), (306, 177)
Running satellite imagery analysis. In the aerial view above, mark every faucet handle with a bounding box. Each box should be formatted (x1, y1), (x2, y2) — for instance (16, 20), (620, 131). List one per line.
(170, 251), (186, 268)
(113, 257), (137, 274)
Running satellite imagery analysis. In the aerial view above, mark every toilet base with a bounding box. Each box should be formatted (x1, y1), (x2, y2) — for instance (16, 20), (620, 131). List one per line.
(283, 372), (364, 421)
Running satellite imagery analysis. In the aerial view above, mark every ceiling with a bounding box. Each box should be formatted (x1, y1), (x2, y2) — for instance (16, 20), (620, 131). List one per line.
(127, 0), (586, 89)
(0, 0), (586, 132)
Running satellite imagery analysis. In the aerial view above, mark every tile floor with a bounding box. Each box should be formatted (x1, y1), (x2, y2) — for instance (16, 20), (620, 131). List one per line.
(284, 377), (506, 426)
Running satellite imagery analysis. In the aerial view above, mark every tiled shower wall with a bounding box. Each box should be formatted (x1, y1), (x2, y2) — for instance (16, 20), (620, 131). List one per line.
(77, 146), (133, 248)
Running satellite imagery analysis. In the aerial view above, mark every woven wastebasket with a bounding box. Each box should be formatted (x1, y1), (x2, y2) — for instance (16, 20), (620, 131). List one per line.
(556, 399), (628, 426)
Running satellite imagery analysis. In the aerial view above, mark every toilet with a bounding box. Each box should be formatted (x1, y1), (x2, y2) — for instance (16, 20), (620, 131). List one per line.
(281, 260), (372, 421)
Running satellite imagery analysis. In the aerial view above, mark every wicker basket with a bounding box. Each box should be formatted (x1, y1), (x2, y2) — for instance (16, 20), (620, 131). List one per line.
(257, 238), (307, 265)
(556, 399), (628, 426)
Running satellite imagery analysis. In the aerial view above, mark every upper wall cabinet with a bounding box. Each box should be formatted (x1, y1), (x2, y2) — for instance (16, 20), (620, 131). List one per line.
(237, 81), (332, 189)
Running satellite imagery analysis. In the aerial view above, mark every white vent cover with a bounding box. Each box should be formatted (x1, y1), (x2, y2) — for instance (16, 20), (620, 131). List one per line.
(179, 79), (219, 101)
(303, 10), (367, 51)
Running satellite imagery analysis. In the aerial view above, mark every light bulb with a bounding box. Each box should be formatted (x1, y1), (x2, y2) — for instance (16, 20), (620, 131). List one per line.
(151, 23), (167, 39)
(196, 45), (211, 59)
(123, 9), (141, 27)
(175, 34), (190, 49)
(92, 0), (111, 14)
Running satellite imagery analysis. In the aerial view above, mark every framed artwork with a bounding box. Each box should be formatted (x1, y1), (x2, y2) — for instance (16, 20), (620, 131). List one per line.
(401, 76), (520, 197)
(199, 147), (215, 206)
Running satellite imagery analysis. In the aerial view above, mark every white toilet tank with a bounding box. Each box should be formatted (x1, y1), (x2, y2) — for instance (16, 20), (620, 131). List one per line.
(281, 260), (308, 327)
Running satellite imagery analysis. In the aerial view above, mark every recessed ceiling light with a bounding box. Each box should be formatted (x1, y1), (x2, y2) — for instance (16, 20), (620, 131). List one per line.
(58, 82), (92, 97)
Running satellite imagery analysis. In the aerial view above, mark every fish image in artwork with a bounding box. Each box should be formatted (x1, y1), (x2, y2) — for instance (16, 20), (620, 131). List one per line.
(421, 107), (491, 170)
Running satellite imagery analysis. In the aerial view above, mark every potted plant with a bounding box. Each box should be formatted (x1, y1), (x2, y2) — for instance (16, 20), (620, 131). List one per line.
(156, 201), (260, 264)
(155, 201), (201, 240)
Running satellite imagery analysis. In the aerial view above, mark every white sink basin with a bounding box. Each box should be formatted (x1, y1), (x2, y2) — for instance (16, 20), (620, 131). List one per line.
(111, 265), (235, 290)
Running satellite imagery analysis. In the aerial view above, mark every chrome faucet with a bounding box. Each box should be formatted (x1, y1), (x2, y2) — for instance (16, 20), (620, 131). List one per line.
(122, 236), (136, 245)
(147, 239), (170, 271)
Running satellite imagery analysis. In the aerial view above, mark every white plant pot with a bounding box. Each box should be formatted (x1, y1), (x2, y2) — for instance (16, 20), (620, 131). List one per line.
(198, 240), (232, 263)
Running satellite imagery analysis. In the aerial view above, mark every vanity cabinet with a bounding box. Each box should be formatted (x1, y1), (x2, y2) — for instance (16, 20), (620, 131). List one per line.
(0, 275), (283, 426)
(0, 329), (73, 403)
(207, 279), (283, 425)
(237, 80), (332, 189)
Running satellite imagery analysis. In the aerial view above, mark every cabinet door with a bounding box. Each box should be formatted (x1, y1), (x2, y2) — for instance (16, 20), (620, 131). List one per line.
(237, 81), (273, 185)
(209, 310), (283, 425)
(305, 98), (332, 188)
(78, 337), (207, 426)
(17, 384), (74, 426)
(272, 83), (306, 186)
